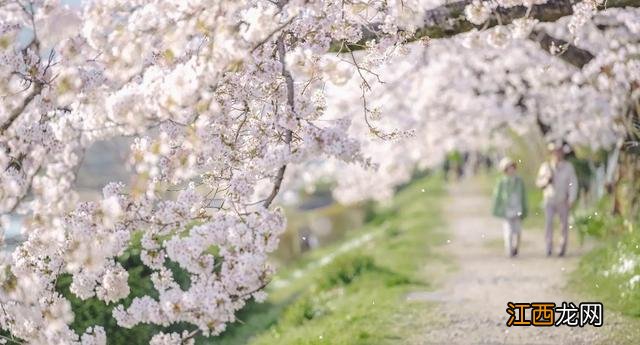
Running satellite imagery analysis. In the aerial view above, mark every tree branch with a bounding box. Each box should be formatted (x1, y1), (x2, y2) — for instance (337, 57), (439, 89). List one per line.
(1, 83), (43, 135)
(263, 33), (294, 209)
(420, 0), (638, 39)
(528, 28), (595, 68)
(334, 0), (640, 51)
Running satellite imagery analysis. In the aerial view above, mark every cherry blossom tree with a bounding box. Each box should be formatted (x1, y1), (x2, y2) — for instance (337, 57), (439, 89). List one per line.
(313, 6), (639, 203)
(0, 0), (638, 343)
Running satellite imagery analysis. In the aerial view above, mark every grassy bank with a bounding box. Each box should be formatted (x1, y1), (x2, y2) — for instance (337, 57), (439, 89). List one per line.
(570, 227), (640, 344)
(208, 175), (447, 345)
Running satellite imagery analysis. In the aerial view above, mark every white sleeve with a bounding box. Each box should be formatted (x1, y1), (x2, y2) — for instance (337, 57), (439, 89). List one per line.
(536, 163), (550, 188)
(568, 164), (579, 205)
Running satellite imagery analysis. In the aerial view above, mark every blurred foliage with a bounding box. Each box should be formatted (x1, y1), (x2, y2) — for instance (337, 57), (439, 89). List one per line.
(574, 199), (629, 242)
(574, 186), (638, 242)
(568, 156), (593, 194)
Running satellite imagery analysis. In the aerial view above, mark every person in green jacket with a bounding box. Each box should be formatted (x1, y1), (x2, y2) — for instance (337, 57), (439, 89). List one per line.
(492, 157), (528, 257)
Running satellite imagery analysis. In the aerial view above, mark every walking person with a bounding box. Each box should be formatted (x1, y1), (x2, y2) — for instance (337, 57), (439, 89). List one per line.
(492, 157), (528, 257)
(536, 143), (578, 257)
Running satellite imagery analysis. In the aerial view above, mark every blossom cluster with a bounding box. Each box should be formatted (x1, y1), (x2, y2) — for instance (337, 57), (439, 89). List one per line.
(0, 0), (408, 343)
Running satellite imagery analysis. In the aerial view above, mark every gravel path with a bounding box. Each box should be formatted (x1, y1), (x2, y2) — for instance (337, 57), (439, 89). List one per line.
(406, 180), (621, 345)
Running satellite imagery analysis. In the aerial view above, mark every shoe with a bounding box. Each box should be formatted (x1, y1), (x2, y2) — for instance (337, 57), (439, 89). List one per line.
(513, 248), (518, 256)
(546, 250), (552, 257)
(558, 250), (566, 257)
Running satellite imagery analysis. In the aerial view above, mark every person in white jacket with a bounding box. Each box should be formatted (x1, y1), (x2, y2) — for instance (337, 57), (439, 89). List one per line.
(536, 143), (578, 257)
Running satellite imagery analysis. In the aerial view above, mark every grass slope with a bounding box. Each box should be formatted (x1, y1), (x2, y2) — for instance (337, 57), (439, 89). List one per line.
(208, 175), (447, 345)
(570, 229), (640, 344)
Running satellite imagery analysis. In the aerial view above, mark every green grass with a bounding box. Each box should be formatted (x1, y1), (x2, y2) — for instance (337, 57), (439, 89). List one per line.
(205, 175), (447, 345)
(572, 236), (640, 312)
(570, 221), (640, 344)
(571, 229), (640, 310)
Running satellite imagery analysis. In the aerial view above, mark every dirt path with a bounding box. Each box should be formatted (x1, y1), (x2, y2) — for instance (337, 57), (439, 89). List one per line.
(406, 180), (620, 345)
